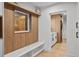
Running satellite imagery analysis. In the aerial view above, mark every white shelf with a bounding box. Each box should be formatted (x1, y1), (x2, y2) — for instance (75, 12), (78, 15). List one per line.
(4, 42), (44, 57)
(32, 48), (44, 57)
(7, 2), (41, 16)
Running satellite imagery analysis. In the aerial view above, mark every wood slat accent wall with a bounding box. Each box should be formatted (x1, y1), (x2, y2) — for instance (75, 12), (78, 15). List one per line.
(4, 8), (14, 54)
(4, 3), (38, 54)
(32, 15), (38, 42)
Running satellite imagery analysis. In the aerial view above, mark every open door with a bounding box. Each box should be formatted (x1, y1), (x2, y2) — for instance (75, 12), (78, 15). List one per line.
(51, 14), (62, 43)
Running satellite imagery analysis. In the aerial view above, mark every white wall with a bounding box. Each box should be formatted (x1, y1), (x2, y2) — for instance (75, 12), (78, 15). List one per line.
(39, 10), (51, 51)
(76, 2), (79, 56)
(39, 2), (79, 56)
(0, 2), (3, 16)
(62, 15), (67, 39)
(0, 39), (3, 57)
(17, 2), (37, 13)
(0, 2), (3, 57)
(77, 3), (79, 16)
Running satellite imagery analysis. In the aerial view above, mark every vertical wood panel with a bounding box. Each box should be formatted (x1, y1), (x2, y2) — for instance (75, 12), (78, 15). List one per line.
(14, 33), (26, 50)
(25, 33), (29, 45)
(14, 15), (38, 51)
(28, 14), (34, 44)
(4, 8), (14, 54)
(14, 34), (21, 50)
(25, 14), (38, 45)
(20, 33), (26, 47)
(4, 3), (39, 54)
(32, 15), (38, 42)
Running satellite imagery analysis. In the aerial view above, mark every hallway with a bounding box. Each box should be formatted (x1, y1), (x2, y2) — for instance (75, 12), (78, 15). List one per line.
(0, 2), (79, 57)
(37, 40), (67, 57)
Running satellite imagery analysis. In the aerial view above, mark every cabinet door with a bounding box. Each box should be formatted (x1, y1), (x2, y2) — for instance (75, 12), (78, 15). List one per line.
(25, 33), (30, 45)
(14, 34), (21, 50)
(32, 15), (38, 42)
(4, 8), (14, 54)
(20, 33), (26, 47)
(28, 19), (34, 44)
(14, 33), (26, 50)
(23, 15), (38, 46)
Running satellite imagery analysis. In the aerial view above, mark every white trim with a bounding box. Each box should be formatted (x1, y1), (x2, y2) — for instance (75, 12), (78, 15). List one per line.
(4, 42), (44, 57)
(14, 31), (29, 33)
(32, 48), (44, 57)
(14, 10), (30, 33)
(14, 10), (28, 15)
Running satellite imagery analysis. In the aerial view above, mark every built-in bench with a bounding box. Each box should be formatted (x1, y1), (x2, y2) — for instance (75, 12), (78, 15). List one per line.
(4, 42), (45, 57)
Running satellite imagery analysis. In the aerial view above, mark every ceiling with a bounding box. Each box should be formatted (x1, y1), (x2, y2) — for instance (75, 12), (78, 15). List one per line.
(27, 2), (59, 8)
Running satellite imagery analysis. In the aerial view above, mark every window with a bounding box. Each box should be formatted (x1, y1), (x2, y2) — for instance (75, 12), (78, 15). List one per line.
(14, 10), (31, 33)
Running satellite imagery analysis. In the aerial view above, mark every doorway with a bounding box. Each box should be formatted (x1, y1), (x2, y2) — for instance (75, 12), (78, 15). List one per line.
(37, 12), (68, 57)
(38, 13), (67, 57)
(50, 12), (68, 56)
(51, 14), (62, 43)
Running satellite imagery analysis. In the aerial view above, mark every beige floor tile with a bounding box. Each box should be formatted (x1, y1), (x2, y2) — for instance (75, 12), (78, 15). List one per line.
(36, 39), (67, 57)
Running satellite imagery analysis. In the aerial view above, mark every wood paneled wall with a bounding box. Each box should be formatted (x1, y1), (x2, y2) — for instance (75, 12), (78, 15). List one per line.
(4, 3), (38, 54)
(51, 14), (62, 43)
(4, 8), (14, 53)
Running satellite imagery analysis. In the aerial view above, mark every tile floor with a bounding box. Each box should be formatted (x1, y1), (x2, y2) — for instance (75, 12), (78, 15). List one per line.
(37, 39), (67, 57)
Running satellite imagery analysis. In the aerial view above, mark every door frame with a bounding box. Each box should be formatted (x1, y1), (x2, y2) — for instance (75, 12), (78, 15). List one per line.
(50, 10), (67, 43)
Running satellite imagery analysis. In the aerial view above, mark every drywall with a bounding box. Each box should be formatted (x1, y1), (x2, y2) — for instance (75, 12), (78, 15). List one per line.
(77, 3), (79, 16)
(0, 2), (3, 57)
(39, 2), (79, 56)
(76, 2), (79, 56)
(0, 2), (3, 16)
(39, 10), (52, 51)
(16, 2), (37, 13)
(62, 15), (67, 39)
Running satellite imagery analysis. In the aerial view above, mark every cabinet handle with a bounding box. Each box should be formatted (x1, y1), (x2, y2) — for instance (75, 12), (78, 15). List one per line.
(76, 32), (78, 38)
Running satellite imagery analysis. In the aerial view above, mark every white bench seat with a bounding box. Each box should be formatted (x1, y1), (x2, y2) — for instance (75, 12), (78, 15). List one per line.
(4, 42), (45, 57)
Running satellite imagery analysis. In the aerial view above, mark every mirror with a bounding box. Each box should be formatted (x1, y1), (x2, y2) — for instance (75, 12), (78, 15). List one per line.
(14, 10), (30, 33)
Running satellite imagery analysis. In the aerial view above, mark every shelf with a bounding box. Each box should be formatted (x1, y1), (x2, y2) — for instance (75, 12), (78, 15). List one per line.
(4, 42), (44, 57)
(6, 2), (41, 16)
